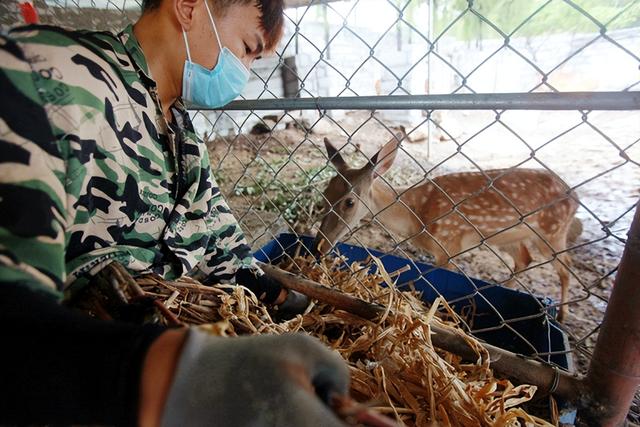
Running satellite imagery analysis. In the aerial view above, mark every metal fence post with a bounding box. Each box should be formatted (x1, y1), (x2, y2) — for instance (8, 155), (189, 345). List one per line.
(579, 201), (640, 426)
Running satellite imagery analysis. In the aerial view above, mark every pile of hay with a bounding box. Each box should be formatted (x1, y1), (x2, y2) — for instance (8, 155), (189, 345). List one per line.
(136, 255), (555, 427)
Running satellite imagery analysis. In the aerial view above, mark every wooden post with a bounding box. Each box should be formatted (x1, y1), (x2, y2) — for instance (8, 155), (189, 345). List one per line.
(579, 202), (640, 426)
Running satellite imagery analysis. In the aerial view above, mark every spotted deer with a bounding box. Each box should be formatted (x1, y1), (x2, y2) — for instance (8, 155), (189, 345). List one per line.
(315, 136), (579, 321)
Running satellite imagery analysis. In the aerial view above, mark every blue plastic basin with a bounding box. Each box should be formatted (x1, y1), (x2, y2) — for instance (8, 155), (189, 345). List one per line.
(256, 233), (576, 422)
(255, 233), (572, 370)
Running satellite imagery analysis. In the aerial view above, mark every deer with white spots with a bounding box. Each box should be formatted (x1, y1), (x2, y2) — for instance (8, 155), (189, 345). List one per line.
(314, 135), (580, 321)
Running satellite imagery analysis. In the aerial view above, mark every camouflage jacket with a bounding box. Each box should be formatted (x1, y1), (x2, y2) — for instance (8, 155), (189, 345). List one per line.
(0, 24), (257, 298)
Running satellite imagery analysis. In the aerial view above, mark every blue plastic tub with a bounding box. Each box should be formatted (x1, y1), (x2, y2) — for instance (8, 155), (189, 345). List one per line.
(256, 233), (576, 422)
(256, 233), (572, 369)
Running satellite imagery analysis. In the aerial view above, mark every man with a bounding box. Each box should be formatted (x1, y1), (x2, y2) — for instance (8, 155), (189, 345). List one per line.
(0, 0), (350, 425)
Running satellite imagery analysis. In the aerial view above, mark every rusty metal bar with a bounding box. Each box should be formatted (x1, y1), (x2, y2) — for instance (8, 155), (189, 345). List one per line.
(579, 201), (640, 426)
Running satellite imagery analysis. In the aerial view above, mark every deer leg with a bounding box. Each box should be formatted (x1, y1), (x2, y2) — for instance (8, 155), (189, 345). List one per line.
(515, 243), (533, 271)
(503, 243), (533, 288)
(554, 252), (572, 322)
(429, 246), (452, 270)
(532, 235), (571, 322)
(415, 235), (454, 271)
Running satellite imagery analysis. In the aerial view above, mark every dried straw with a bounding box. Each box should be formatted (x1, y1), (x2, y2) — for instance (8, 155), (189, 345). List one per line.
(136, 255), (555, 427)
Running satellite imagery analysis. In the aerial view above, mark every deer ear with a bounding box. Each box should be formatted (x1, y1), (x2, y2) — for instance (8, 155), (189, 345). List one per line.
(368, 133), (402, 178)
(324, 137), (347, 171)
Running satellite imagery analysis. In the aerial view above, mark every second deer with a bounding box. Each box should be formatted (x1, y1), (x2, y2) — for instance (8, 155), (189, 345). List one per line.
(314, 135), (579, 321)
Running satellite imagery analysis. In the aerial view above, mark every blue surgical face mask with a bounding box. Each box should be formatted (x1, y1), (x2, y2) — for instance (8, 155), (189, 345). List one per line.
(181, 0), (250, 108)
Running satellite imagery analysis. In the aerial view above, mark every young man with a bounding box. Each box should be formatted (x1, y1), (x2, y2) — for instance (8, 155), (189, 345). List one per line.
(0, 0), (349, 425)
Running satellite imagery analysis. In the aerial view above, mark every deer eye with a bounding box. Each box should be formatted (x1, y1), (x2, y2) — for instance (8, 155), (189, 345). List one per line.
(344, 198), (355, 208)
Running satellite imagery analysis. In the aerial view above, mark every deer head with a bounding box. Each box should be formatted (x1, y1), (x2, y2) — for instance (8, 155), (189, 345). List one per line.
(313, 135), (402, 254)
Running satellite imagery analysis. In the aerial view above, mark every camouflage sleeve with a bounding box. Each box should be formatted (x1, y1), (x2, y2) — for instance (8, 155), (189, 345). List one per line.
(190, 155), (262, 284)
(0, 34), (67, 297)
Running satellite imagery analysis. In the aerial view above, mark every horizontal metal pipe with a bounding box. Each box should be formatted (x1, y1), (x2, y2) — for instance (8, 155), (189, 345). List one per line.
(191, 91), (640, 111)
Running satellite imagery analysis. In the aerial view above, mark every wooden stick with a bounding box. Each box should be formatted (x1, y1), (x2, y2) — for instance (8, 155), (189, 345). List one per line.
(428, 324), (584, 400)
(258, 261), (585, 402)
(102, 264), (184, 326)
(388, 265), (411, 279)
(104, 262), (145, 297)
(259, 262), (387, 320)
(153, 300), (184, 327)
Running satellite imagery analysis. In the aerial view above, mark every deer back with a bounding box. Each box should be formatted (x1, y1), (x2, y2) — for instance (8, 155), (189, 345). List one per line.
(404, 169), (578, 241)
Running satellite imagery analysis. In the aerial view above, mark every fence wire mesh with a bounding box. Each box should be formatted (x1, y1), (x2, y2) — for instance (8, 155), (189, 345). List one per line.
(3, 0), (640, 423)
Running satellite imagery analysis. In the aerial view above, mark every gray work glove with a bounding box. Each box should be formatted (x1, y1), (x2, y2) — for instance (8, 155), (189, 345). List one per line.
(161, 329), (349, 427)
(274, 288), (311, 320)
(235, 268), (310, 319)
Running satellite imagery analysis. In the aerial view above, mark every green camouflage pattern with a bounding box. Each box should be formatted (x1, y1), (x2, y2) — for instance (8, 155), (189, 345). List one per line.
(0, 24), (257, 297)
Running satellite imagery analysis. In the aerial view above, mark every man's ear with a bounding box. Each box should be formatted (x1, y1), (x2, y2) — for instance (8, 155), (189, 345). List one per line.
(324, 137), (347, 171)
(174, 0), (200, 31)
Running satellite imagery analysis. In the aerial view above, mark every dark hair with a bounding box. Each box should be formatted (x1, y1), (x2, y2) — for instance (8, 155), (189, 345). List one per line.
(142, 0), (285, 51)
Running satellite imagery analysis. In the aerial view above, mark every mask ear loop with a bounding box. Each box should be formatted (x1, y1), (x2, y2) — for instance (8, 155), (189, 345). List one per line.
(182, 30), (193, 62)
(181, 29), (192, 101)
(203, 0), (223, 50)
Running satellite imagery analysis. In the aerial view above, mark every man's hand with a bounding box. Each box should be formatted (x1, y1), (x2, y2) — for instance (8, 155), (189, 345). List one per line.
(141, 329), (350, 427)
(235, 268), (310, 317)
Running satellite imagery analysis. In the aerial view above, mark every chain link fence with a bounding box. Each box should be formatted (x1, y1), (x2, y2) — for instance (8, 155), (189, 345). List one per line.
(3, 0), (640, 423)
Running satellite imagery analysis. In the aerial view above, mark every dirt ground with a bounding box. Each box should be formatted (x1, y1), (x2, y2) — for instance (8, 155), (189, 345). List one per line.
(206, 109), (639, 391)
